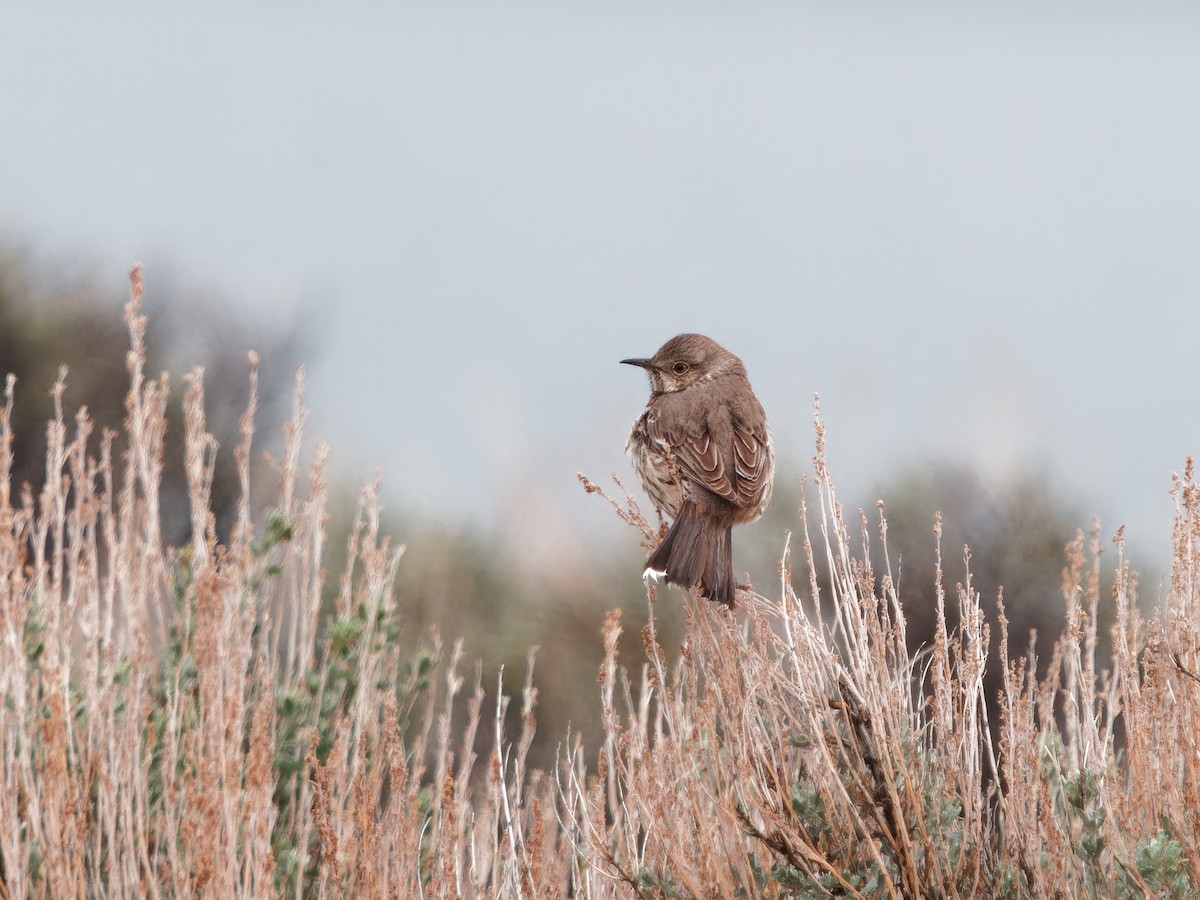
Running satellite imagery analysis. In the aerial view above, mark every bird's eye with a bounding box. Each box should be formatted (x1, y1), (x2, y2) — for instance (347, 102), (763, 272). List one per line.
(672, 362), (689, 375)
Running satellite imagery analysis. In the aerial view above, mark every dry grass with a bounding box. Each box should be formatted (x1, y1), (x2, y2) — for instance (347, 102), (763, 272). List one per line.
(1, 269), (1198, 897)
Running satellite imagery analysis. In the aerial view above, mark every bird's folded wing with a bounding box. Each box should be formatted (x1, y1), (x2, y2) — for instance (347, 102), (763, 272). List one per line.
(730, 422), (771, 508)
(656, 418), (770, 510)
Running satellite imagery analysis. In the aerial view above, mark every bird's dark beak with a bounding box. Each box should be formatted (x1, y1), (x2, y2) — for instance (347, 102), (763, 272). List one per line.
(620, 357), (653, 369)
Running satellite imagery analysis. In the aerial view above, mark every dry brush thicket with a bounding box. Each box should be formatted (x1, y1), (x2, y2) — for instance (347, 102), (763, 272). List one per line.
(1, 271), (1198, 898)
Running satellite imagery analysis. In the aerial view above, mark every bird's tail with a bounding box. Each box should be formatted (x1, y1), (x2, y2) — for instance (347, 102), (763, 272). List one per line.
(645, 499), (735, 607)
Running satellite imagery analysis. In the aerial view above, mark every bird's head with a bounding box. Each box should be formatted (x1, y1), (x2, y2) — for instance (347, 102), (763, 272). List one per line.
(621, 333), (742, 393)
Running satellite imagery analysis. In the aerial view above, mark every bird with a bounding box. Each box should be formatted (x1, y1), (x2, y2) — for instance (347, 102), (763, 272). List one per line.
(621, 333), (774, 607)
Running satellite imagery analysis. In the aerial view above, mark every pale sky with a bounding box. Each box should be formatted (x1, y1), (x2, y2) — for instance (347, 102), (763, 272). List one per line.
(4, 3), (1200, 569)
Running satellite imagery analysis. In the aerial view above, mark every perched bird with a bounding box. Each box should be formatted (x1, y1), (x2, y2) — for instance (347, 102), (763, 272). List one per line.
(622, 333), (774, 606)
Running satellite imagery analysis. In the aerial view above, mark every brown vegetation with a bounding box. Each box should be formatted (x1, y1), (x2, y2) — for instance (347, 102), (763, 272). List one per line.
(1, 270), (1197, 897)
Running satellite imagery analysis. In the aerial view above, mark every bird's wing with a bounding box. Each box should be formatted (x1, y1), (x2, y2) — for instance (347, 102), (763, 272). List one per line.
(729, 418), (772, 510)
(650, 405), (770, 510)
(675, 426), (738, 504)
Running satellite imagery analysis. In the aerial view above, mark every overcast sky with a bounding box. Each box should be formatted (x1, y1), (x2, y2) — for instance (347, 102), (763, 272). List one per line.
(4, 3), (1200, 569)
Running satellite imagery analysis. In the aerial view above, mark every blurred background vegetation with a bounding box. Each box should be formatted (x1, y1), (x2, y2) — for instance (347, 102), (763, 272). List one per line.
(0, 238), (1140, 772)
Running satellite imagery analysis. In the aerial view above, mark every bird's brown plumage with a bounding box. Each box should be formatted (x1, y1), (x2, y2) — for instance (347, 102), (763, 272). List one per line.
(622, 334), (773, 606)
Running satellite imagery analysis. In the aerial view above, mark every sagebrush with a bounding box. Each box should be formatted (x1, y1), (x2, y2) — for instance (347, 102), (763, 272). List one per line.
(1, 270), (1198, 898)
